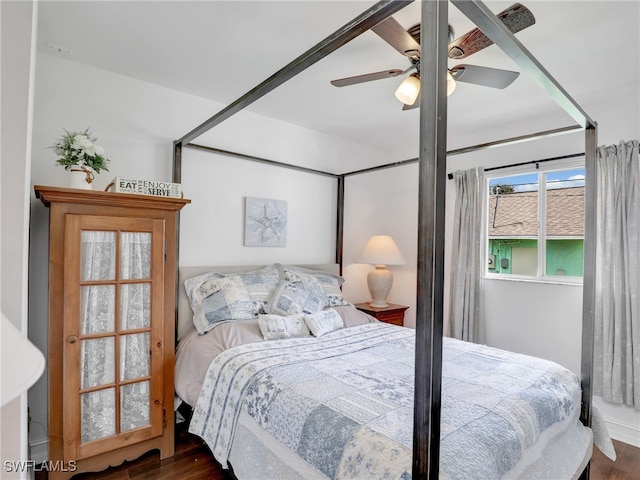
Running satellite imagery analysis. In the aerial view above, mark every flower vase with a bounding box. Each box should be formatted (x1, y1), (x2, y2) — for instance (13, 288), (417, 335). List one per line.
(69, 167), (95, 190)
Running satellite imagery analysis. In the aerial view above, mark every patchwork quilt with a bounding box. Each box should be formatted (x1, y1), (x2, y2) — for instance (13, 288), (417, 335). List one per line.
(189, 323), (583, 479)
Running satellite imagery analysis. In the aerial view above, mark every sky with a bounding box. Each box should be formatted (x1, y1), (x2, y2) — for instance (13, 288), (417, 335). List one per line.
(489, 168), (585, 193)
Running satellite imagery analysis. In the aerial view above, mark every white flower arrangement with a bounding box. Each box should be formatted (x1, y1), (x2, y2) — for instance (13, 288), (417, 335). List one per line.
(51, 128), (110, 174)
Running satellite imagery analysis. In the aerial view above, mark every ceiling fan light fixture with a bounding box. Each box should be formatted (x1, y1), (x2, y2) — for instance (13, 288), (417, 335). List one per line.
(395, 73), (420, 105)
(447, 71), (456, 96)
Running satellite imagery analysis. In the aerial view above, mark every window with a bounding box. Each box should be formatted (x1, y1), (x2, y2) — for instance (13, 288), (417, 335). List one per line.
(486, 162), (585, 280)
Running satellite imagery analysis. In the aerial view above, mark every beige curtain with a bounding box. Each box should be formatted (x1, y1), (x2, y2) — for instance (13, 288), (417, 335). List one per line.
(594, 139), (640, 408)
(447, 167), (485, 343)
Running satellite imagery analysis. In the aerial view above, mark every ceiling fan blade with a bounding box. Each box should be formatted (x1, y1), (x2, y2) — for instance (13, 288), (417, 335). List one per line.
(448, 3), (535, 59)
(330, 69), (404, 87)
(450, 64), (519, 89)
(372, 16), (421, 59)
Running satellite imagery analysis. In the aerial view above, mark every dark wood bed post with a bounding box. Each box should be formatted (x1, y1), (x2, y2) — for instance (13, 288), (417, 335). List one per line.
(578, 124), (598, 480)
(173, 141), (182, 184)
(581, 124), (598, 428)
(172, 140), (183, 344)
(336, 175), (345, 273)
(413, 1), (448, 478)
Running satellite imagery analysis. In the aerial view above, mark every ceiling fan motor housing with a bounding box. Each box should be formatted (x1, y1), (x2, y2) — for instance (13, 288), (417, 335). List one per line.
(407, 24), (455, 45)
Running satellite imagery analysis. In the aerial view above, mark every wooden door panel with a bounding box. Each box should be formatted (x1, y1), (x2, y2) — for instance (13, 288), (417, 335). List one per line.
(62, 214), (165, 461)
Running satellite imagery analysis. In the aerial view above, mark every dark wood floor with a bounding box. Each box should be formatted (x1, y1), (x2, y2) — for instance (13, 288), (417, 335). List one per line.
(37, 424), (639, 480)
(591, 439), (640, 480)
(35, 422), (226, 480)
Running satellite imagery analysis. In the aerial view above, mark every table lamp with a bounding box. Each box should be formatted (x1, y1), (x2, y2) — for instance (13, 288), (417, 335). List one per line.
(356, 235), (405, 308)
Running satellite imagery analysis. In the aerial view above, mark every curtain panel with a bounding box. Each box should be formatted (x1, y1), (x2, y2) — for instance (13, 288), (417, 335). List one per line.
(447, 167), (486, 343)
(594, 139), (640, 408)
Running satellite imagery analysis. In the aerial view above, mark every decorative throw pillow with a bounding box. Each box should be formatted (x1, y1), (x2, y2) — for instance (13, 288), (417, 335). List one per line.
(283, 265), (352, 308)
(187, 276), (256, 334)
(258, 313), (310, 340)
(304, 308), (344, 337)
(266, 281), (326, 316)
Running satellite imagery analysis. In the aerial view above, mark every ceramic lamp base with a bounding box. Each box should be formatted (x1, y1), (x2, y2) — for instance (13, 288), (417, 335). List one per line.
(367, 265), (393, 308)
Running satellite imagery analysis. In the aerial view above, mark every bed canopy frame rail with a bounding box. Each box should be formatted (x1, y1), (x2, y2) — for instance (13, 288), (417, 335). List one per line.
(448, 152), (586, 179)
(172, 1), (598, 478)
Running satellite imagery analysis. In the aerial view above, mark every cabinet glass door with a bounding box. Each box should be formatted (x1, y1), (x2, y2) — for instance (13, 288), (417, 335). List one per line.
(64, 215), (164, 460)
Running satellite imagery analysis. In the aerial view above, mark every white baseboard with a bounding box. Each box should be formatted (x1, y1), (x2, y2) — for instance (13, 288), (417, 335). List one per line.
(29, 439), (48, 464)
(604, 417), (640, 448)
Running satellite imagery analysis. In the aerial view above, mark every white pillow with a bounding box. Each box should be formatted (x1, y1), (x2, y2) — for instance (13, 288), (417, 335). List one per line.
(304, 308), (344, 337)
(258, 313), (310, 340)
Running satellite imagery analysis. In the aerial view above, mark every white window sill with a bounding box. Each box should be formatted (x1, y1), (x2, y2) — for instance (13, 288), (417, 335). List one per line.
(484, 274), (583, 287)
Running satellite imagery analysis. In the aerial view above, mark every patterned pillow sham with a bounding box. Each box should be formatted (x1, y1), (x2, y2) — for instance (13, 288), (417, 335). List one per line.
(283, 265), (352, 308)
(184, 264), (283, 319)
(266, 281), (326, 316)
(258, 313), (310, 340)
(225, 264), (282, 313)
(187, 276), (257, 334)
(304, 308), (344, 337)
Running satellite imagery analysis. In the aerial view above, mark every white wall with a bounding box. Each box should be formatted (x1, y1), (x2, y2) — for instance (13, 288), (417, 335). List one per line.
(180, 148), (338, 267)
(1, 1), (37, 478)
(27, 51), (389, 461)
(342, 164), (419, 326)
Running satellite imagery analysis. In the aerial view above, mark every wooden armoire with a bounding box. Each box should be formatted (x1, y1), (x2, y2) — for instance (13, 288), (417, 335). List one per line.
(34, 186), (189, 479)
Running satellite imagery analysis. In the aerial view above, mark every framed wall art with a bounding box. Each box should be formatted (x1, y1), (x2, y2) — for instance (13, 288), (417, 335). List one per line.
(243, 196), (288, 247)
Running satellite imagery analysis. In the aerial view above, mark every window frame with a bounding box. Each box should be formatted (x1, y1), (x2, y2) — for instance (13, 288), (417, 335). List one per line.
(484, 157), (585, 285)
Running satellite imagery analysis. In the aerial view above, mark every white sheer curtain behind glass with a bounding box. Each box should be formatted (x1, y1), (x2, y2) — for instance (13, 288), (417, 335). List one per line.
(80, 231), (152, 442)
(119, 232), (152, 433)
(81, 231), (117, 442)
(447, 167), (486, 343)
(594, 139), (640, 408)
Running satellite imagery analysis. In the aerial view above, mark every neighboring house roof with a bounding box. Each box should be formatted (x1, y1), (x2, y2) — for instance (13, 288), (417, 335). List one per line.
(488, 186), (584, 237)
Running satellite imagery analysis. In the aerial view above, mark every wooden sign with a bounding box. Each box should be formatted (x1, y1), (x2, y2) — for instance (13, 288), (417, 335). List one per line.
(106, 177), (182, 198)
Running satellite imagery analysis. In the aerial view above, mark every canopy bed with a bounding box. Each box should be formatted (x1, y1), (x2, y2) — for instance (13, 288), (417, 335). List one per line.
(171, 1), (601, 478)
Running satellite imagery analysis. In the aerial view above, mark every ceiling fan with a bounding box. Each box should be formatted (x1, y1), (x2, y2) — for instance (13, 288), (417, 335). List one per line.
(330, 3), (535, 109)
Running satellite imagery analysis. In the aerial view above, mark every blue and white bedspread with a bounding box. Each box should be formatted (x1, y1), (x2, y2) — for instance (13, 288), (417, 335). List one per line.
(189, 323), (590, 479)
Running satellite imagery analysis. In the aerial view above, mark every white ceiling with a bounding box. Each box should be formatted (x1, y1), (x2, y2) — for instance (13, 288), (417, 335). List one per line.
(37, 1), (639, 157)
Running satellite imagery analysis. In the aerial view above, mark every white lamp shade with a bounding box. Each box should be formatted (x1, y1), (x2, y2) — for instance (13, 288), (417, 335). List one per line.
(394, 74), (421, 105)
(1, 313), (45, 406)
(356, 235), (405, 266)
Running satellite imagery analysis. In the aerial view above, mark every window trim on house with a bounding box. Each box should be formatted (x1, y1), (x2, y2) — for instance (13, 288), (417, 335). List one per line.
(485, 157), (585, 285)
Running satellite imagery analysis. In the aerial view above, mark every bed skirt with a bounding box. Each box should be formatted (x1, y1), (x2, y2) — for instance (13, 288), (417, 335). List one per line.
(227, 410), (593, 480)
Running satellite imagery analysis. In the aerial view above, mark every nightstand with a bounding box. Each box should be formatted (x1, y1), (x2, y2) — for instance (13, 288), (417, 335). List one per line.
(354, 303), (409, 326)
